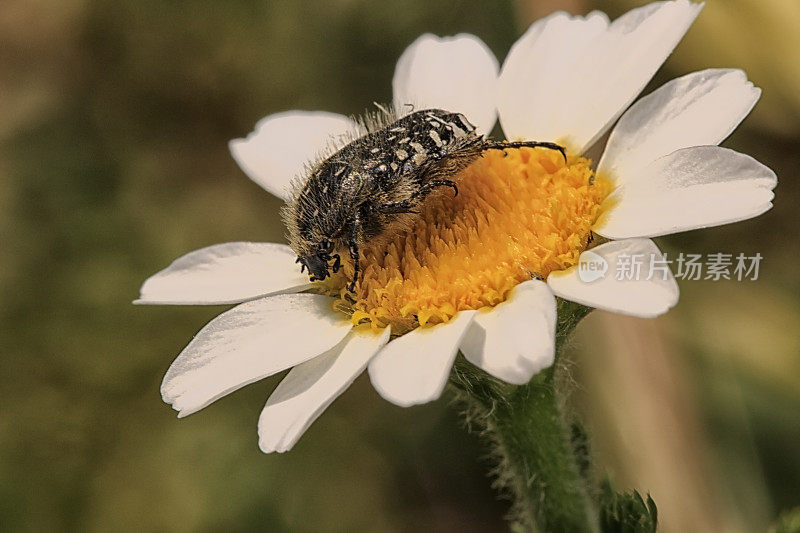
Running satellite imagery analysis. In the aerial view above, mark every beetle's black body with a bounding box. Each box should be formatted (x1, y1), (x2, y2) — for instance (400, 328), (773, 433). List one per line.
(283, 108), (565, 291)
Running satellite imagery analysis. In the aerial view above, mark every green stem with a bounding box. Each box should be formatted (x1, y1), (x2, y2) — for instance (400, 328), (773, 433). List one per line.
(450, 300), (597, 532)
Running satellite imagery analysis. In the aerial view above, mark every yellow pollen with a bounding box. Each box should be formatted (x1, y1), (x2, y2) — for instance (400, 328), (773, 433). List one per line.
(326, 147), (611, 335)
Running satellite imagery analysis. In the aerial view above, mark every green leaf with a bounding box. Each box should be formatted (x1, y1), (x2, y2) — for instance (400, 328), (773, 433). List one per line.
(598, 479), (658, 533)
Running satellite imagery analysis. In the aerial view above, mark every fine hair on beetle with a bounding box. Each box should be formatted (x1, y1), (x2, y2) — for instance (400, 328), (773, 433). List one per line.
(282, 105), (566, 293)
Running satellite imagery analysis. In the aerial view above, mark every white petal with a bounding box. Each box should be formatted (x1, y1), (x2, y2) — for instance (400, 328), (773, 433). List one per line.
(368, 311), (476, 407)
(594, 146), (777, 239)
(229, 111), (360, 201)
(498, 1), (702, 153)
(258, 326), (390, 453)
(136, 242), (310, 305)
(547, 239), (679, 318)
(393, 34), (498, 135)
(460, 280), (556, 385)
(162, 294), (352, 417)
(498, 10), (608, 146)
(598, 69), (760, 181)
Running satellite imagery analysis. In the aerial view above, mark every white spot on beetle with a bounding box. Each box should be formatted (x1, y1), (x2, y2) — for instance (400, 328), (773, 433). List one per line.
(450, 123), (466, 138)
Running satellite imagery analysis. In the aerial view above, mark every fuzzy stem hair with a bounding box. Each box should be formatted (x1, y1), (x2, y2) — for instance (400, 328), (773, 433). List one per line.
(449, 300), (598, 532)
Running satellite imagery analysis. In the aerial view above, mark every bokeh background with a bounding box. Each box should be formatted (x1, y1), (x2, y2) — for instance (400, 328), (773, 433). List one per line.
(2, 0), (798, 531)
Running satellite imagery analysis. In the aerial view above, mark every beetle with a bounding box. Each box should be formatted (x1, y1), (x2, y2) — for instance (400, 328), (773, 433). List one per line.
(283, 108), (565, 292)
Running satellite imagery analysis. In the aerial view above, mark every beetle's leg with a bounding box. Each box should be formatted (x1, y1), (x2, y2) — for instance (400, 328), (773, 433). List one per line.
(416, 179), (458, 198)
(483, 140), (567, 163)
(330, 254), (341, 273)
(347, 214), (362, 293)
(527, 271), (544, 281)
(376, 179), (458, 214)
(347, 246), (360, 292)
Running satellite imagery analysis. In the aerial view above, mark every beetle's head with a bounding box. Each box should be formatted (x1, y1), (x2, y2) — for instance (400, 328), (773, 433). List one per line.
(297, 239), (340, 282)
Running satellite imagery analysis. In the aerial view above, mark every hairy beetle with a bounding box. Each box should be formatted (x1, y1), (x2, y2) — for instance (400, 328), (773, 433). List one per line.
(283, 108), (565, 291)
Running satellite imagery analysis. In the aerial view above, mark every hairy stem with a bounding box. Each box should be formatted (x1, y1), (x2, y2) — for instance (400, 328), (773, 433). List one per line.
(450, 300), (597, 532)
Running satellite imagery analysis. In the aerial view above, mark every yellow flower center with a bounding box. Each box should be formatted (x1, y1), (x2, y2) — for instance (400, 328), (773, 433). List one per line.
(326, 147), (611, 335)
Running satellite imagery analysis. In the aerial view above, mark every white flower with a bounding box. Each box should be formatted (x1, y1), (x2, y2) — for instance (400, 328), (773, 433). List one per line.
(138, 0), (776, 453)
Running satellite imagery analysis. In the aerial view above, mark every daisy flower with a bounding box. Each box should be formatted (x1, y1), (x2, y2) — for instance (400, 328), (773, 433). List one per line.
(138, 0), (776, 453)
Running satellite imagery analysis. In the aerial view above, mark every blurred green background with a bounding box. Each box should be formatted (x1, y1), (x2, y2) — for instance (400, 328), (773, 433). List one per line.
(1, 0), (798, 531)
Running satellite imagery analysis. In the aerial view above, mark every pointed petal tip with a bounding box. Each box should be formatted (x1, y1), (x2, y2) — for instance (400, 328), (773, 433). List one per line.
(369, 312), (476, 407)
(257, 429), (289, 453)
(258, 440), (287, 454)
(227, 137), (243, 157)
(460, 280), (556, 385)
(256, 326), (391, 452)
(547, 239), (679, 318)
(595, 147), (778, 239)
(258, 433), (292, 454)
(499, 0), (702, 149)
(158, 294), (352, 417)
(229, 111), (359, 201)
(598, 67), (762, 180)
(137, 242), (310, 305)
(164, 390), (194, 418)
